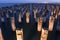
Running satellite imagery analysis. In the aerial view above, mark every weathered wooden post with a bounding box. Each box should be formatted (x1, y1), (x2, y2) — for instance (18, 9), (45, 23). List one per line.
(16, 29), (23, 40)
(40, 28), (48, 40)
(0, 28), (4, 40)
(37, 17), (43, 32)
(48, 16), (55, 31)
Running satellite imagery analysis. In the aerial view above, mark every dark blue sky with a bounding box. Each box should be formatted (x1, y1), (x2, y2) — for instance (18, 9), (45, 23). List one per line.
(0, 0), (60, 7)
(0, 0), (60, 3)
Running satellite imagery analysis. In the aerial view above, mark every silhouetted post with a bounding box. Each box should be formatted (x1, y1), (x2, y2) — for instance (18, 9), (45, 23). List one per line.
(18, 13), (22, 23)
(26, 11), (30, 23)
(33, 8), (38, 19)
(55, 6), (59, 19)
(11, 17), (16, 31)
